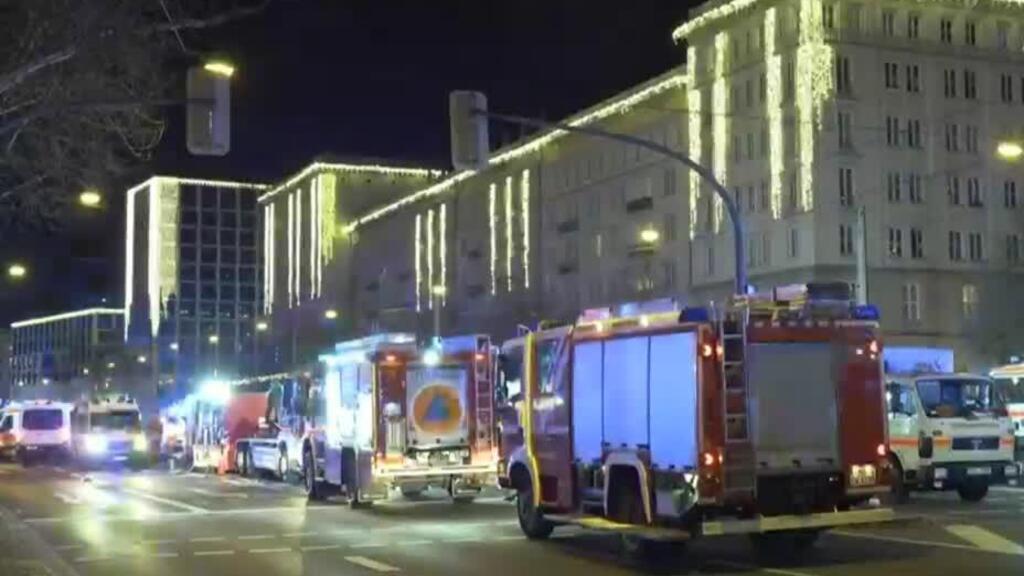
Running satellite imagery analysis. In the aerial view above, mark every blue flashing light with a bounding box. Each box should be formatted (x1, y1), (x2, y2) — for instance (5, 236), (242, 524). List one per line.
(852, 305), (880, 321)
(679, 307), (710, 324)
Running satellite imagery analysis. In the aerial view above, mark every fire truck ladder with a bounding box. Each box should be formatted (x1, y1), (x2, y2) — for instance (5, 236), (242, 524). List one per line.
(720, 307), (756, 496)
(474, 343), (494, 451)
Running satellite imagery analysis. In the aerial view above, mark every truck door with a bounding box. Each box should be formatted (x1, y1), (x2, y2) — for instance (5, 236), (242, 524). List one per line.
(530, 334), (573, 509)
(887, 383), (919, 475)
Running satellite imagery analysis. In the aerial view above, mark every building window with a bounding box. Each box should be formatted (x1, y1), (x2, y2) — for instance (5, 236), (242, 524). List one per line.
(908, 173), (924, 204)
(910, 228), (924, 259)
(968, 232), (985, 261)
(1007, 234), (1021, 264)
(823, 3), (836, 30)
(663, 213), (677, 242)
(906, 64), (920, 93)
(907, 119), (922, 148)
(949, 231), (964, 261)
(839, 167), (854, 206)
(907, 13), (920, 39)
(947, 175), (962, 205)
(886, 116), (900, 147)
(747, 186), (756, 213)
(1001, 74), (1014, 103)
(840, 225), (854, 256)
(746, 132), (755, 160)
(965, 125), (978, 154)
(962, 284), (979, 320)
(945, 123), (959, 152)
(943, 68), (957, 98)
(902, 283), (921, 322)
(998, 21), (1010, 50)
(707, 244), (715, 276)
(788, 228), (800, 259)
(761, 233), (772, 266)
(884, 62), (900, 89)
(835, 55), (852, 94)
(733, 135), (742, 163)
(940, 18), (953, 44)
(888, 227), (903, 258)
(967, 177), (983, 207)
(964, 69), (977, 99)
(887, 172), (902, 203)
(882, 10), (895, 37)
(1005, 180), (1018, 208)
(838, 111), (853, 149)
(965, 20), (976, 46)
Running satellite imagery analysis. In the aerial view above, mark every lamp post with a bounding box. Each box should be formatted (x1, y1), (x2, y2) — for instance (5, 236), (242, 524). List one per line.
(6, 263), (27, 280)
(79, 189), (102, 208)
(997, 140), (1023, 161)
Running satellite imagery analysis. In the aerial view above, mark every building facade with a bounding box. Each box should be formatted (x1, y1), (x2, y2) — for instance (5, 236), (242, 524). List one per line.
(8, 308), (124, 399)
(124, 176), (269, 389)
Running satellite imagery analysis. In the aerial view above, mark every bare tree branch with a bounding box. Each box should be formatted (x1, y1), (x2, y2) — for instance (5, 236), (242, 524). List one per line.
(0, 47), (76, 96)
(151, 0), (272, 32)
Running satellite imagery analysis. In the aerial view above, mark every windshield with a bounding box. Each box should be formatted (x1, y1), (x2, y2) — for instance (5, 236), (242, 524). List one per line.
(916, 378), (1003, 418)
(22, 409), (64, 431)
(992, 378), (1024, 404)
(91, 410), (142, 431)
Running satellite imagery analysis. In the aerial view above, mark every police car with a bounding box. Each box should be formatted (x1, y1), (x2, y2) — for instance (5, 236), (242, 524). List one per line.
(0, 401), (74, 465)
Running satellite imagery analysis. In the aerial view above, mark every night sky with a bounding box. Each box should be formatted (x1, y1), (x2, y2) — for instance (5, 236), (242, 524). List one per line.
(1, 0), (696, 325)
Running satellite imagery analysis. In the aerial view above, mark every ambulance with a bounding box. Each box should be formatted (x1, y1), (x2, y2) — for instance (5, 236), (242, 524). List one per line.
(0, 400), (74, 464)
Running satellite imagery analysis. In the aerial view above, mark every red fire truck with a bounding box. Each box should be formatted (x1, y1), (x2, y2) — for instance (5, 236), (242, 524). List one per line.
(497, 284), (893, 551)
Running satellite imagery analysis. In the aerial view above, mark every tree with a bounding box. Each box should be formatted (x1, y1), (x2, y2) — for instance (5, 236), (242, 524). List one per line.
(0, 0), (269, 230)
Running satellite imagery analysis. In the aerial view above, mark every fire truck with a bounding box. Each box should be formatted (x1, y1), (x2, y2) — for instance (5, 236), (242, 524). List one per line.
(234, 373), (316, 481)
(989, 362), (1024, 463)
(497, 284), (894, 550)
(302, 333), (498, 503)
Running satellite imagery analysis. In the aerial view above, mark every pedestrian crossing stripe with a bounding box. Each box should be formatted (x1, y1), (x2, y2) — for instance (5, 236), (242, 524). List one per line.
(946, 524), (1024, 555)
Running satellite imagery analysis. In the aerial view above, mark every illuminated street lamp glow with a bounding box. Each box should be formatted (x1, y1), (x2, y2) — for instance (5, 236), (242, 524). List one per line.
(79, 190), (102, 208)
(208, 334), (220, 344)
(997, 141), (1024, 160)
(431, 285), (447, 297)
(640, 228), (661, 244)
(107, 362), (116, 369)
(137, 355), (147, 364)
(324, 309), (339, 320)
(203, 60), (235, 78)
(82, 368), (90, 375)
(169, 342), (179, 351)
(7, 263), (26, 279)
(256, 321), (269, 332)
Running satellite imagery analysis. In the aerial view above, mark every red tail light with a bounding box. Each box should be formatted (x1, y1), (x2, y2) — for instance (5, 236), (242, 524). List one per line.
(876, 443), (887, 457)
(702, 451), (715, 467)
(701, 343), (714, 358)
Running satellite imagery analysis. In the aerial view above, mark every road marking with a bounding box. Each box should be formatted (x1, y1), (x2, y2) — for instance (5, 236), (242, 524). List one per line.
(238, 534), (275, 541)
(74, 556), (112, 563)
(123, 488), (209, 513)
(53, 491), (81, 505)
(249, 547), (293, 554)
(442, 536), (484, 543)
(351, 542), (387, 549)
(345, 556), (401, 572)
(832, 530), (981, 553)
(152, 552), (180, 558)
(711, 559), (820, 576)
(194, 550), (236, 557)
(190, 536), (226, 543)
(142, 539), (176, 546)
(283, 531), (316, 538)
(189, 487), (248, 499)
(53, 544), (83, 551)
(491, 535), (522, 541)
(395, 539), (432, 546)
(946, 525), (1024, 555)
(301, 544), (342, 552)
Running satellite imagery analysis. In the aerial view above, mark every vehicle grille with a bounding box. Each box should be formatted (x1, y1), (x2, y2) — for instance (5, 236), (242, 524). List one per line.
(951, 437), (999, 451)
(108, 440), (133, 453)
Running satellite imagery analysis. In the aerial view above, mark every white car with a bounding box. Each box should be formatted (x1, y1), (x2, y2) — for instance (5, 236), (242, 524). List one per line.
(0, 401), (74, 465)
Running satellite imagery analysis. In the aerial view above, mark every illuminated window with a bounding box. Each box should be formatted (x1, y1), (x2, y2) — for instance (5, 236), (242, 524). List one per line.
(902, 283), (921, 321)
(962, 284), (979, 320)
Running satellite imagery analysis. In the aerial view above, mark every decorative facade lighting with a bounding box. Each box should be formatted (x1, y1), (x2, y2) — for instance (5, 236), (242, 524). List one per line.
(414, 213), (422, 312)
(489, 183), (497, 296)
(521, 169), (531, 289)
(287, 191), (295, 308)
(295, 186), (303, 303)
(504, 176), (514, 293)
(687, 46), (702, 240)
(796, 0), (834, 212)
(765, 7), (784, 219)
(426, 208), (435, 310)
(712, 32), (729, 233)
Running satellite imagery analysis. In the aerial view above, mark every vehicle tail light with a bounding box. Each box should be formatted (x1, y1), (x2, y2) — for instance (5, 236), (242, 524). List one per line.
(701, 343), (714, 359)
(876, 443), (887, 457)
(868, 340), (879, 355)
(702, 451), (715, 467)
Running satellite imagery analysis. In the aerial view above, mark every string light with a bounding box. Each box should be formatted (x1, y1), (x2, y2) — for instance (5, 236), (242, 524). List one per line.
(672, 0), (760, 41)
(268, 204), (276, 312)
(687, 46), (701, 240)
(124, 184), (137, 341)
(712, 32), (728, 233)
(504, 176), (513, 292)
(765, 7), (784, 219)
(426, 208), (435, 310)
(321, 172), (337, 265)
(287, 191), (295, 308)
(521, 169), (530, 289)
(489, 183), (497, 296)
(12, 308), (123, 329)
(147, 180), (161, 337)
(310, 176), (318, 298)
(296, 186), (303, 302)
(440, 203), (447, 305)
(264, 203), (271, 313)
(415, 213), (422, 312)
(258, 161), (442, 204)
(796, 0), (833, 212)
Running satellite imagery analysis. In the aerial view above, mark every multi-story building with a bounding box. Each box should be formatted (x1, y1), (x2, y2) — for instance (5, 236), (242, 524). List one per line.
(258, 159), (443, 369)
(124, 176), (269, 389)
(8, 308), (124, 399)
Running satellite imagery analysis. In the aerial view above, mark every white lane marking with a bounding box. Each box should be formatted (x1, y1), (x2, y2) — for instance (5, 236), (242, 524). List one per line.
(190, 536), (226, 543)
(142, 539), (176, 546)
(394, 540), (432, 546)
(442, 536), (484, 544)
(711, 559), (821, 576)
(282, 531), (316, 538)
(249, 547), (293, 554)
(989, 486), (1024, 494)
(53, 491), (81, 505)
(189, 487), (248, 499)
(301, 544), (342, 552)
(946, 525), (1024, 555)
(74, 556), (112, 563)
(122, 488), (209, 513)
(238, 534), (275, 541)
(194, 550), (236, 557)
(491, 535), (522, 541)
(351, 542), (387, 549)
(832, 530), (980, 553)
(152, 552), (180, 558)
(345, 556), (401, 572)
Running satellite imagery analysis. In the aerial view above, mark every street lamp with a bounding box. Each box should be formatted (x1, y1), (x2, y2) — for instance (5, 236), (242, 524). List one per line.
(137, 355), (147, 364)
(203, 59), (235, 78)
(208, 334), (220, 344)
(256, 321), (269, 332)
(79, 189), (102, 208)
(324, 309), (339, 320)
(639, 228), (661, 244)
(106, 362), (116, 369)
(7, 263), (27, 279)
(997, 141), (1023, 161)
(169, 342), (179, 351)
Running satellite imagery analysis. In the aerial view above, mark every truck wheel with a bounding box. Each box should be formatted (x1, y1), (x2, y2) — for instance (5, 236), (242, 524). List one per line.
(516, 481), (553, 540)
(235, 447), (248, 476)
(889, 456), (910, 504)
(303, 448), (324, 502)
(277, 449), (290, 482)
(957, 480), (988, 502)
(400, 486), (424, 499)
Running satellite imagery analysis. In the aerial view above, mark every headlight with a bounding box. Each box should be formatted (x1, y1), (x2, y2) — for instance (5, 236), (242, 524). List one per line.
(84, 434), (107, 455)
(133, 434), (148, 452)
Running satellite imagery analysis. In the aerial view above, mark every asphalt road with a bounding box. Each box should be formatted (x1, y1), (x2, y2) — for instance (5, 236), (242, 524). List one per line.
(0, 462), (1022, 576)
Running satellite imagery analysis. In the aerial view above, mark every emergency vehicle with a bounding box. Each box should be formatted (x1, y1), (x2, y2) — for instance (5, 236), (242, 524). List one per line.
(885, 350), (1016, 501)
(988, 362), (1024, 463)
(0, 401), (74, 464)
(70, 396), (147, 465)
(303, 333), (498, 503)
(183, 377), (273, 474)
(498, 284), (893, 550)
(234, 373), (316, 481)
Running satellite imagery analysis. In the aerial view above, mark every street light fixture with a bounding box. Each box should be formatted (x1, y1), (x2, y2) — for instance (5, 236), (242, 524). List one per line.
(7, 263), (27, 279)
(997, 141), (1023, 161)
(203, 59), (235, 78)
(79, 189), (102, 208)
(639, 228), (661, 244)
(256, 321), (269, 331)
(137, 355), (147, 364)
(107, 362), (116, 369)
(169, 342), (179, 351)
(324, 309), (339, 320)
(208, 334), (220, 344)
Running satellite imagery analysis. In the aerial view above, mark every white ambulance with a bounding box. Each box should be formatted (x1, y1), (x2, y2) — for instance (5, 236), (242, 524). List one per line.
(885, 349), (1016, 501)
(0, 401), (74, 465)
(70, 397), (147, 465)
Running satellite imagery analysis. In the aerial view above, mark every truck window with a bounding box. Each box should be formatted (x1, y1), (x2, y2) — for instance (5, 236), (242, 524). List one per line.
(886, 383), (915, 416)
(538, 339), (561, 395)
(22, 409), (64, 431)
(498, 348), (523, 404)
(916, 378), (1002, 418)
(0, 415), (12, 432)
(91, 411), (141, 431)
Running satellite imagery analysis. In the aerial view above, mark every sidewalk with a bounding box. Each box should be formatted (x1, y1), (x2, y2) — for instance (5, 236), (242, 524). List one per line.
(0, 505), (77, 576)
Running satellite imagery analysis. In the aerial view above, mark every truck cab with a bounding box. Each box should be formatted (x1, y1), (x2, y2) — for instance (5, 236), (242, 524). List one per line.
(887, 373), (1017, 501)
(71, 397), (146, 465)
(988, 362), (1024, 464)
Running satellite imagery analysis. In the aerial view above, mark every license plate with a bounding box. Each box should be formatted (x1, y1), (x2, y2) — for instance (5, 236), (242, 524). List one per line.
(967, 467), (990, 476)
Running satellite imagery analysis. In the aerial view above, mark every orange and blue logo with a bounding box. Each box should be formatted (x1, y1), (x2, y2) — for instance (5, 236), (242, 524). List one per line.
(411, 384), (463, 435)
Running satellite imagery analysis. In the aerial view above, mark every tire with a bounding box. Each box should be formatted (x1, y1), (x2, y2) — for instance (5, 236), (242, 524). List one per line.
(277, 449), (290, 482)
(303, 448), (324, 502)
(400, 486), (424, 499)
(235, 446), (248, 476)
(889, 456), (910, 504)
(957, 480), (988, 502)
(516, 480), (553, 540)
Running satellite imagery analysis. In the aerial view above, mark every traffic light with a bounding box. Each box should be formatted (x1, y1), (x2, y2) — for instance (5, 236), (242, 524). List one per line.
(449, 91), (489, 171)
(186, 64), (232, 156)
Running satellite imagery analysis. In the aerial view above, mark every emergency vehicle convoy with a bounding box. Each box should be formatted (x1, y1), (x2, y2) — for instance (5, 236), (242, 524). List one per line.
(299, 333), (499, 503)
(881, 349), (1017, 501)
(497, 284), (894, 547)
